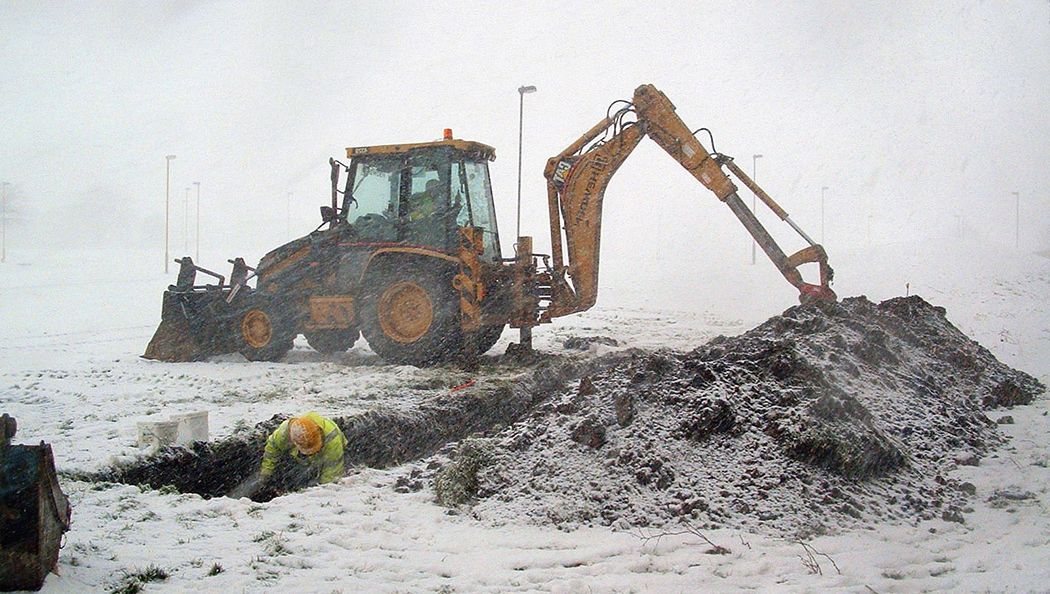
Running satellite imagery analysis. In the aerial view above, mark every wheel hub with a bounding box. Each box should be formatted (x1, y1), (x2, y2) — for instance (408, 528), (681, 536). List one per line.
(241, 310), (273, 348)
(378, 281), (434, 343)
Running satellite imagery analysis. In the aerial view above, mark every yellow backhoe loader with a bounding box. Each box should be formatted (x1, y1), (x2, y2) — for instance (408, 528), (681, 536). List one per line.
(143, 84), (834, 365)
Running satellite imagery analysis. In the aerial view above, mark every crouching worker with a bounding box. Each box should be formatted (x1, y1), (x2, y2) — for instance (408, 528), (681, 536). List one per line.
(260, 412), (348, 490)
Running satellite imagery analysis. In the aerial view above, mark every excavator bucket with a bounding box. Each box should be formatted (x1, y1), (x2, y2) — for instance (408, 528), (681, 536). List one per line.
(142, 258), (242, 362)
(0, 414), (72, 591)
(143, 290), (243, 362)
(143, 291), (210, 362)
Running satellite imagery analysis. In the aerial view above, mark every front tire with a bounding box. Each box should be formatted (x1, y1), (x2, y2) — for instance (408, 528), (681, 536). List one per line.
(237, 298), (294, 362)
(360, 264), (462, 366)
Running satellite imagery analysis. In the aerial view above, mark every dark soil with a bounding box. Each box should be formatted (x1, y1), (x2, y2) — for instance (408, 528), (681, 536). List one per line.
(434, 296), (1043, 536)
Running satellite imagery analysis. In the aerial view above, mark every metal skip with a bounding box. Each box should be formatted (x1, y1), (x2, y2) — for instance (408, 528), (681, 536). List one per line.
(0, 414), (72, 592)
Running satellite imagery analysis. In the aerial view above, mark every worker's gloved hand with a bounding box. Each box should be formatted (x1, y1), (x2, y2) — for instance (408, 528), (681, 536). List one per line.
(229, 473), (266, 499)
(257, 472), (273, 489)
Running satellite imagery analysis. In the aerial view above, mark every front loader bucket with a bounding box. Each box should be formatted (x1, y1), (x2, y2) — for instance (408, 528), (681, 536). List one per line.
(143, 293), (205, 362)
(142, 291), (239, 362)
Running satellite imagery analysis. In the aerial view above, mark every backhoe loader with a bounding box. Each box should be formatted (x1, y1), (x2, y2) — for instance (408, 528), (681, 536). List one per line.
(143, 84), (834, 365)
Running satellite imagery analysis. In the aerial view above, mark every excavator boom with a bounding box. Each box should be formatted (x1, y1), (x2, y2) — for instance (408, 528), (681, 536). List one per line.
(541, 84), (835, 320)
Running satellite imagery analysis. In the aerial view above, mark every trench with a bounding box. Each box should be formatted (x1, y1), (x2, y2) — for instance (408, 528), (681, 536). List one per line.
(85, 351), (637, 502)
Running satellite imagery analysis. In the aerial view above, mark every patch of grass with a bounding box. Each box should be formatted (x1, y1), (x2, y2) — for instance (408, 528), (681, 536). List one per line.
(110, 583), (142, 594)
(109, 564), (169, 594)
(252, 530), (291, 556)
(252, 530), (275, 543)
(114, 496), (139, 514)
(266, 534), (290, 556)
(208, 562), (224, 576)
(434, 438), (493, 507)
(255, 388), (290, 402)
(128, 565), (168, 582)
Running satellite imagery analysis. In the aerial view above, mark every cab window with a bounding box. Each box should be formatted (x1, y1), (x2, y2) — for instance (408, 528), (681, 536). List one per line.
(346, 158), (399, 241)
(402, 154), (452, 249)
(452, 160), (501, 259)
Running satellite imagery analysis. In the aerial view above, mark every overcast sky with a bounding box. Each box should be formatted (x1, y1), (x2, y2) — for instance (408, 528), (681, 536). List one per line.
(2, 1), (1047, 274)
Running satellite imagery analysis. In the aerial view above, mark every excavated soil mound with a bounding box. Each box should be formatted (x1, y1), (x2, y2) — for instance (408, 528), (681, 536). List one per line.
(445, 296), (1044, 537)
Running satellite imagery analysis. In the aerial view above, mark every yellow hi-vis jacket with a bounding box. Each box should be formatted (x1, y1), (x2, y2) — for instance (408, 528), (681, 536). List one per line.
(260, 412), (347, 484)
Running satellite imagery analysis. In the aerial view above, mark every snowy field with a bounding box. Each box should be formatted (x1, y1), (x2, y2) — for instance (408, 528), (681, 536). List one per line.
(2, 237), (1049, 593)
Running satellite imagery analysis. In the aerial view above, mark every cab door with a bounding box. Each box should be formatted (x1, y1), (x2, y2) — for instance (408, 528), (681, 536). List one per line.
(452, 159), (502, 261)
(401, 151), (454, 251)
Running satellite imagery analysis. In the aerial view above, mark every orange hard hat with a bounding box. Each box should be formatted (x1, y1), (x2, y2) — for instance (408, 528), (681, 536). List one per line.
(289, 416), (323, 455)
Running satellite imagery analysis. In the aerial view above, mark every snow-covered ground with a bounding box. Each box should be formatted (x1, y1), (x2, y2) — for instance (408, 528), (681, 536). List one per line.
(2, 237), (1049, 593)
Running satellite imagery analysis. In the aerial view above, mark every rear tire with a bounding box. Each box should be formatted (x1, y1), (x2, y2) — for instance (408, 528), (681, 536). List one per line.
(237, 297), (294, 362)
(360, 263), (462, 366)
(305, 328), (360, 354)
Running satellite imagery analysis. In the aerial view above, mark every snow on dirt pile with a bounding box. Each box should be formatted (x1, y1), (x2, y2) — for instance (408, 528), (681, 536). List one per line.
(447, 295), (1044, 537)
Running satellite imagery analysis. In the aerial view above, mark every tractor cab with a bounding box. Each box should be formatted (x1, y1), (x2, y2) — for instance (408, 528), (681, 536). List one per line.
(334, 137), (502, 261)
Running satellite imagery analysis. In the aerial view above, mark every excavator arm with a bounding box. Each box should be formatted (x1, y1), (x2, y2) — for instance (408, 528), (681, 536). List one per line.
(540, 84), (835, 320)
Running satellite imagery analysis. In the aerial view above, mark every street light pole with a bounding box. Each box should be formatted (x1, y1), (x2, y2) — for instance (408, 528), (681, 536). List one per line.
(516, 85), (537, 242)
(1, 181), (8, 264)
(515, 84), (538, 353)
(165, 155), (176, 273)
(1012, 191), (1019, 249)
(821, 186), (828, 244)
(194, 181), (201, 261)
(184, 187), (190, 252)
(751, 154), (762, 264)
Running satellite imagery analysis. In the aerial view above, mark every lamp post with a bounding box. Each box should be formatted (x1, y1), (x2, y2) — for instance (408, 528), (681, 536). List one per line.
(516, 85), (537, 242)
(515, 84), (538, 352)
(1012, 191), (1019, 249)
(165, 155), (176, 273)
(184, 187), (190, 252)
(821, 186), (828, 244)
(750, 154), (762, 264)
(194, 181), (201, 261)
(1, 181), (8, 264)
